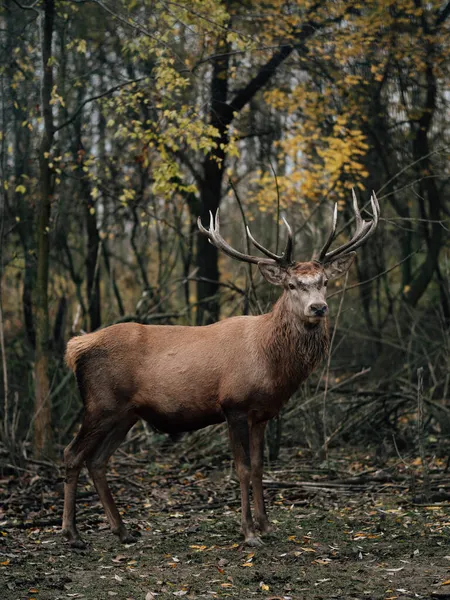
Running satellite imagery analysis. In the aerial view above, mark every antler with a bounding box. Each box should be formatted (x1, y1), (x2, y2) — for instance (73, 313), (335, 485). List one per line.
(318, 190), (380, 263)
(198, 210), (294, 267)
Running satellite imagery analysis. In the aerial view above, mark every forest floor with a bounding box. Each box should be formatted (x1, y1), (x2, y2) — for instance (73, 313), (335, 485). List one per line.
(1, 440), (450, 600)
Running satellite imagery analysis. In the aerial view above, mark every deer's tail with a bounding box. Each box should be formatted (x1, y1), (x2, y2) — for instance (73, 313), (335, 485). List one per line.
(65, 334), (97, 372)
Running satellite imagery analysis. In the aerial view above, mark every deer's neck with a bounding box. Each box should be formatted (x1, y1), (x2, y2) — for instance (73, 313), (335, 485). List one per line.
(262, 294), (330, 390)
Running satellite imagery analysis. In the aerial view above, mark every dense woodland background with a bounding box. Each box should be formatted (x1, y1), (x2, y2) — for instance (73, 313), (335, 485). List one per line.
(0, 0), (449, 465)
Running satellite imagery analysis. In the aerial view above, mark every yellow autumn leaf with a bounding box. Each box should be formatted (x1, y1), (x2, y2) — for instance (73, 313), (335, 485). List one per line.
(77, 39), (87, 54)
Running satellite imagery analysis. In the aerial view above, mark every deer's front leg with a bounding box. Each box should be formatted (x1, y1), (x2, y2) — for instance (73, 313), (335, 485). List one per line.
(226, 411), (262, 547)
(250, 420), (272, 535)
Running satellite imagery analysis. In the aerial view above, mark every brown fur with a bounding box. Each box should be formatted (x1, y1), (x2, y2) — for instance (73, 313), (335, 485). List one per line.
(62, 260), (333, 548)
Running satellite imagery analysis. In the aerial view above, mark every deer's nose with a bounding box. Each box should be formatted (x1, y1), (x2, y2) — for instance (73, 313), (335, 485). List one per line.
(310, 303), (328, 316)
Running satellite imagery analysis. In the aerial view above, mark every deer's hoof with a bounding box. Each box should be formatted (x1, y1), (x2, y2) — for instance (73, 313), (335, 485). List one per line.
(258, 522), (274, 535)
(70, 538), (87, 549)
(62, 528), (86, 549)
(119, 532), (137, 544)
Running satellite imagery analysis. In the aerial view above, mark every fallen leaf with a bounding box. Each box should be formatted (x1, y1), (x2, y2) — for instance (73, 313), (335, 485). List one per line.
(441, 580), (450, 586)
(242, 562), (254, 567)
(112, 555), (127, 563)
(260, 582), (270, 591)
(314, 578), (331, 585)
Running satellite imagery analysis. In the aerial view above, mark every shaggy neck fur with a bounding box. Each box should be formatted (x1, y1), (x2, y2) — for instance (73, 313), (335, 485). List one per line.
(262, 292), (330, 391)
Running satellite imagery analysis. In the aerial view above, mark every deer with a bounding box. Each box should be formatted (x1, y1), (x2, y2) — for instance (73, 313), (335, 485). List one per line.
(62, 190), (380, 548)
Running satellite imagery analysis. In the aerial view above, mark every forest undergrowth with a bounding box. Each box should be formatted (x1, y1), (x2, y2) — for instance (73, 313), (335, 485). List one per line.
(1, 438), (450, 600)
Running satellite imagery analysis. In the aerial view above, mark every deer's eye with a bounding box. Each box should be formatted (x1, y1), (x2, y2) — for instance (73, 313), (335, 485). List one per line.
(324, 279), (329, 287)
(288, 282), (296, 290)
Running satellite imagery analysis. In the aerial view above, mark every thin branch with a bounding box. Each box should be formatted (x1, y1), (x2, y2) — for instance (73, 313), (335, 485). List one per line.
(11, 0), (39, 13)
(322, 271), (349, 456)
(228, 180), (260, 312)
(55, 77), (146, 132)
(327, 246), (422, 299)
(91, 0), (184, 65)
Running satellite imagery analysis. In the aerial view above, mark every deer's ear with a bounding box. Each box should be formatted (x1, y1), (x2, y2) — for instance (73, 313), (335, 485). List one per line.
(258, 263), (285, 286)
(324, 252), (356, 281)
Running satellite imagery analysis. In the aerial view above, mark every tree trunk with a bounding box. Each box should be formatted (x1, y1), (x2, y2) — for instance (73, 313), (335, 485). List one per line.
(34, 0), (55, 458)
(194, 16), (320, 322)
(196, 37), (231, 324)
(404, 57), (443, 308)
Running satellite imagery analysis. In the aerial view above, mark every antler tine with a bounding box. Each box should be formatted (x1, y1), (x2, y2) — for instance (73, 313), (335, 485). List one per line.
(198, 210), (276, 266)
(352, 188), (363, 228)
(341, 191), (380, 254)
(281, 216), (294, 264)
(318, 203), (338, 262)
(246, 225), (282, 261)
(319, 190), (380, 264)
(245, 216), (294, 265)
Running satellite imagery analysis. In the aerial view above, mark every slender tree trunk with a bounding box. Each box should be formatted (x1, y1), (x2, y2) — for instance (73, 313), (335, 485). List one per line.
(34, 0), (55, 458)
(196, 37), (231, 324)
(84, 184), (101, 331)
(5, 0), (36, 347)
(72, 68), (101, 331)
(404, 57), (443, 307)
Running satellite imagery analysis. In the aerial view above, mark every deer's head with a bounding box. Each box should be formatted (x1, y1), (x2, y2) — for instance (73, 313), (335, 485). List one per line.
(198, 191), (380, 324)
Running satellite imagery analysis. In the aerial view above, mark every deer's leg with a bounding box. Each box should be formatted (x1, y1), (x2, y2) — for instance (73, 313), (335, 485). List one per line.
(250, 420), (271, 534)
(62, 418), (103, 548)
(227, 412), (262, 547)
(86, 414), (137, 543)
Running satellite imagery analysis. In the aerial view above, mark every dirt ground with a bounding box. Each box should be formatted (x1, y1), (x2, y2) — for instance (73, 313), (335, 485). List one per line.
(1, 443), (450, 600)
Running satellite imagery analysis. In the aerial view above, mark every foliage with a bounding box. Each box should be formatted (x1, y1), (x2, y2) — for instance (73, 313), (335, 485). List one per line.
(0, 0), (448, 455)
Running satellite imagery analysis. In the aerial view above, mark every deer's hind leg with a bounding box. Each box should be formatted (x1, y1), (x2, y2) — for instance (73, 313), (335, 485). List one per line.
(85, 412), (138, 543)
(62, 413), (113, 548)
(63, 409), (137, 547)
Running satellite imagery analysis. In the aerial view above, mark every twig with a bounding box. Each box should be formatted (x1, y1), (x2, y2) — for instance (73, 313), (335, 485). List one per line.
(228, 180), (259, 312)
(327, 247), (421, 299)
(321, 271), (349, 456)
(417, 367), (430, 500)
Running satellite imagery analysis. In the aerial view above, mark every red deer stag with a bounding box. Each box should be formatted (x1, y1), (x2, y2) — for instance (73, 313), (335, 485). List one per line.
(63, 191), (380, 548)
